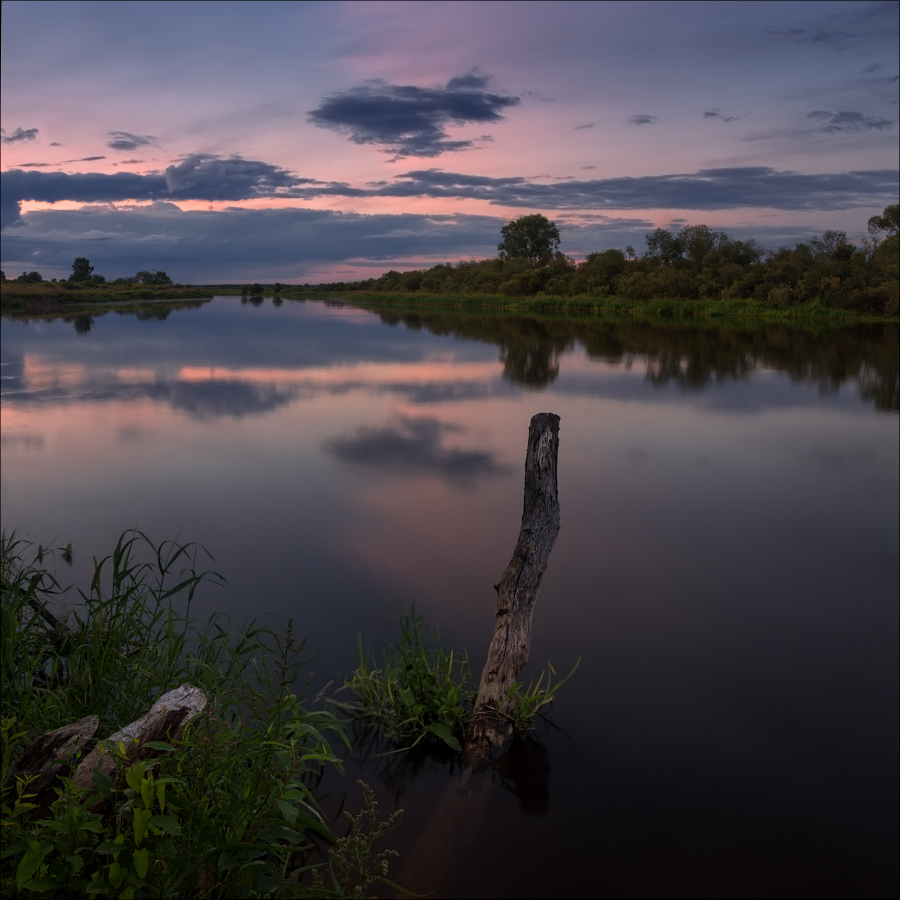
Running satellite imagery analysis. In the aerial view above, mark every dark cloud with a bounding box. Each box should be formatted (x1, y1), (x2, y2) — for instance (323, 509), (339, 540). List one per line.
(3, 160), (897, 233)
(362, 166), (899, 211)
(629, 115), (659, 126)
(861, 62), (882, 74)
(50, 142), (61, 147)
(808, 110), (894, 132)
(9, 156), (107, 171)
(106, 131), (158, 151)
(325, 416), (507, 485)
(0, 155), (317, 226)
(0, 197), (847, 287)
(3, 158), (897, 233)
(765, 27), (854, 44)
(2, 127), (39, 143)
(0, 203), (510, 281)
(704, 109), (738, 123)
(308, 70), (519, 159)
(163, 154), (312, 199)
(1, 170), (166, 226)
(574, 123), (594, 130)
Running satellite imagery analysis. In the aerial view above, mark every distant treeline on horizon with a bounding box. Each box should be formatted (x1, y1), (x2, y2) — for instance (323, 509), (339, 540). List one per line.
(4, 209), (897, 317)
(309, 212), (899, 317)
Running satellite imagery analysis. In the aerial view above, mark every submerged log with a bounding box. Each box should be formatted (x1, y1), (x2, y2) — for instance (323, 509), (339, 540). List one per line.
(462, 412), (561, 767)
(72, 683), (207, 792)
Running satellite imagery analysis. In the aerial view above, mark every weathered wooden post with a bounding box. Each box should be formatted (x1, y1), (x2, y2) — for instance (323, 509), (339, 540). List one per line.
(399, 413), (562, 892)
(463, 412), (561, 767)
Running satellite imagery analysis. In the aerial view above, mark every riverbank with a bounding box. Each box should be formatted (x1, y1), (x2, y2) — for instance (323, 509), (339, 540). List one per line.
(312, 289), (899, 324)
(0, 530), (405, 899)
(0, 282), (216, 314)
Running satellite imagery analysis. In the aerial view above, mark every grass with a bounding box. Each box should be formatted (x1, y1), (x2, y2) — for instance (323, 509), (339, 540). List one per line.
(0, 529), (406, 899)
(0, 282), (215, 313)
(334, 606), (578, 754)
(336, 607), (474, 753)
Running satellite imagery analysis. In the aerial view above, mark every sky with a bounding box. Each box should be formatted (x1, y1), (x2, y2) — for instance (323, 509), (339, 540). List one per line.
(1, 0), (898, 283)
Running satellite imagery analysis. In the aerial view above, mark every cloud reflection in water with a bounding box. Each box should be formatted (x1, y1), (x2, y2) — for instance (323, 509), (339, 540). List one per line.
(325, 415), (508, 486)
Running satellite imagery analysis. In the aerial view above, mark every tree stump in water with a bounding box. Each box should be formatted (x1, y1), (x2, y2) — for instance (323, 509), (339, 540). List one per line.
(462, 412), (561, 767)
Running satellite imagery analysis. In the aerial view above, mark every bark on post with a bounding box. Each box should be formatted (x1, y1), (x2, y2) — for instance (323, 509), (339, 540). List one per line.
(463, 412), (561, 767)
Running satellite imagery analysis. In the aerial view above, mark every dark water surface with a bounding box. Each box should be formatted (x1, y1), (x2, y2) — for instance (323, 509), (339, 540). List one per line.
(2, 297), (898, 898)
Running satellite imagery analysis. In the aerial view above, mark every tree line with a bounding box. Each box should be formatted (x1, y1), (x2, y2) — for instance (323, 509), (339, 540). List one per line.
(325, 205), (899, 316)
(1, 258), (173, 287)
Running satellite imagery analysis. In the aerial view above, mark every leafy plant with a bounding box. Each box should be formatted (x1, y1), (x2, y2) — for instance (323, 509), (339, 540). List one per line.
(499, 658), (581, 733)
(336, 607), (578, 752)
(337, 607), (474, 752)
(1, 528), (406, 899)
(297, 780), (415, 899)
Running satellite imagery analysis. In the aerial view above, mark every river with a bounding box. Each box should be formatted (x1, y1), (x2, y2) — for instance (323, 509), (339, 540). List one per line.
(2, 296), (897, 898)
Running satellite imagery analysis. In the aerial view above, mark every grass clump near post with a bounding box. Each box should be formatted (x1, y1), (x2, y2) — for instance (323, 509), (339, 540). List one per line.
(338, 607), (475, 752)
(0, 529), (405, 899)
(496, 658), (581, 734)
(335, 606), (577, 754)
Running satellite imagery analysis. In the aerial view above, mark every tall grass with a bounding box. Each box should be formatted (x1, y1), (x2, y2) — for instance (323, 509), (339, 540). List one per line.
(0, 530), (405, 898)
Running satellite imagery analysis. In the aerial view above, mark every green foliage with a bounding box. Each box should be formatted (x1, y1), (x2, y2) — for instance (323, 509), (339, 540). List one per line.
(3, 745), (186, 898)
(336, 607), (577, 753)
(1, 529), (229, 739)
(1, 729), (353, 899)
(16, 272), (43, 284)
(134, 271), (173, 286)
(499, 659), (581, 732)
(868, 203), (899, 238)
(337, 608), (474, 752)
(0, 529), (412, 899)
(70, 258), (94, 282)
(298, 781), (411, 899)
(328, 205), (899, 319)
(498, 214), (561, 267)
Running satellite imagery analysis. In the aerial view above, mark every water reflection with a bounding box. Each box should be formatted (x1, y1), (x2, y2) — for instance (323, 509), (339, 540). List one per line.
(326, 415), (509, 486)
(4, 301), (897, 416)
(343, 724), (550, 816)
(72, 316), (93, 334)
(492, 735), (551, 815)
(364, 306), (899, 410)
(2, 297), (897, 898)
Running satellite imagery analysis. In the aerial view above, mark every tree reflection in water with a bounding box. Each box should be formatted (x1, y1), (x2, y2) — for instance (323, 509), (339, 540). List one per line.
(368, 306), (899, 411)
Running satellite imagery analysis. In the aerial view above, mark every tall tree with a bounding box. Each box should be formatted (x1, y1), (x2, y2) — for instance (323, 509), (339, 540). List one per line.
(868, 204), (899, 238)
(498, 214), (561, 267)
(70, 258), (94, 282)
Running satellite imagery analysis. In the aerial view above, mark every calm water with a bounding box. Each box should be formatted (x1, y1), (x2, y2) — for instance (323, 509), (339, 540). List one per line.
(2, 297), (898, 898)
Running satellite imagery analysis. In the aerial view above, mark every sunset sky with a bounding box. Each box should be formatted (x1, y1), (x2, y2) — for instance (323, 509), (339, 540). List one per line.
(1, 0), (897, 283)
